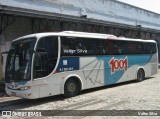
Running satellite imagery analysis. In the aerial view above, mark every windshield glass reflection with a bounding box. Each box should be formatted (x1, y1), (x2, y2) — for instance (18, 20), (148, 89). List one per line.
(6, 37), (36, 83)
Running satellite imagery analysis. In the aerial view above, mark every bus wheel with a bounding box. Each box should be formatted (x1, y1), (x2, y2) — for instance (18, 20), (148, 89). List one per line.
(137, 69), (145, 82)
(64, 79), (79, 97)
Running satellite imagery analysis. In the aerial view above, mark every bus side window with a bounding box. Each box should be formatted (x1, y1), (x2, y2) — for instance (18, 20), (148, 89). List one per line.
(61, 45), (69, 56)
(142, 43), (148, 54)
(108, 40), (115, 55)
(34, 48), (49, 79)
(150, 43), (157, 54)
(116, 41), (123, 55)
(98, 40), (108, 55)
(34, 36), (58, 79)
(61, 37), (77, 56)
(34, 54), (41, 70)
(123, 41), (127, 54)
(111, 41), (122, 55)
(129, 42), (137, 54)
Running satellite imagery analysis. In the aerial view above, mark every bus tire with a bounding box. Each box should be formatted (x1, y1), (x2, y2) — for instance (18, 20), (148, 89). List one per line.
(64, 78), (79, 97)
(137, 69), (145, 82)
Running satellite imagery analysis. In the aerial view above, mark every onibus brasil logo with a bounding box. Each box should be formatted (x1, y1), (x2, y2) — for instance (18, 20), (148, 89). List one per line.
(109, 57), (128, 74)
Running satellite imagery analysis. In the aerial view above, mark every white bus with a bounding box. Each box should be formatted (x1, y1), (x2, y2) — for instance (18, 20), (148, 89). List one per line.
(5, 31), (158, 99)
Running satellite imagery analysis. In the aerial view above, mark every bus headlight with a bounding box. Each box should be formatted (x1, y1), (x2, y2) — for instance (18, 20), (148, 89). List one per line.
(20, 86), (31, 90)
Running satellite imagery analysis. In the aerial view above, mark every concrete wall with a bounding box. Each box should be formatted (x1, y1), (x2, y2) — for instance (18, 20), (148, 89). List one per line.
(1, 0), (160, 30)
(0, 17), (32, 52)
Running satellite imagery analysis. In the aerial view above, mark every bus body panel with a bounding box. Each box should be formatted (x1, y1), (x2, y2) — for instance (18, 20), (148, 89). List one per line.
(5, 31), (158, 99)
(5, 55), (158, 99)
(5, 81), (34, 99)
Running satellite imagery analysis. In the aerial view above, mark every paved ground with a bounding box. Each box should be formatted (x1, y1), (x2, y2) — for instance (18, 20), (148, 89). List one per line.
(0, 70), (160, 119)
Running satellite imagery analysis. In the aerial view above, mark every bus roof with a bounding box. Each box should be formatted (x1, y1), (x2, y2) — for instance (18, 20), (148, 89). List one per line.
(13, 31), (156, 43)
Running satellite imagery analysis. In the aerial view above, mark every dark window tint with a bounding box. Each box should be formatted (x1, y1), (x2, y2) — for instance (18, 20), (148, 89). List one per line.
(33, 36), (58, 79)
(98, 40), (109, 55)
(61, 37), (101, 56)
(82, 38), (100, 55)
(107, 40), (157, 55)
(107, 40), (129, 55)
(148, 43), (157, 54)
(61, 36), (157, 56)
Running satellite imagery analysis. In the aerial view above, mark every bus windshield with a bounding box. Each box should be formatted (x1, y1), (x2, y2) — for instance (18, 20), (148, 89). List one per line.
(5, 37), (36, 83)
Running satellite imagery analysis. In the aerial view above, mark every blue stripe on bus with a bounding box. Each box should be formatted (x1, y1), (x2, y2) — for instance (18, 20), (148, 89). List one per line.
(56, 55), (152, 85)
(56, 57), (79, 72)
(97, 55), (152, 85)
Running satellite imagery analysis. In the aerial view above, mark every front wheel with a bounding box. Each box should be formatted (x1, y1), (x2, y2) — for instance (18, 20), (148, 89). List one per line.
(64, 79), (79, 97)
(137, 69), (145, 82)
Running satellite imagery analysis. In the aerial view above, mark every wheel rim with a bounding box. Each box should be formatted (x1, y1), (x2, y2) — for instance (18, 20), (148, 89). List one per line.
(138, 70), (143, 80)
(67, 82), (76, 93)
